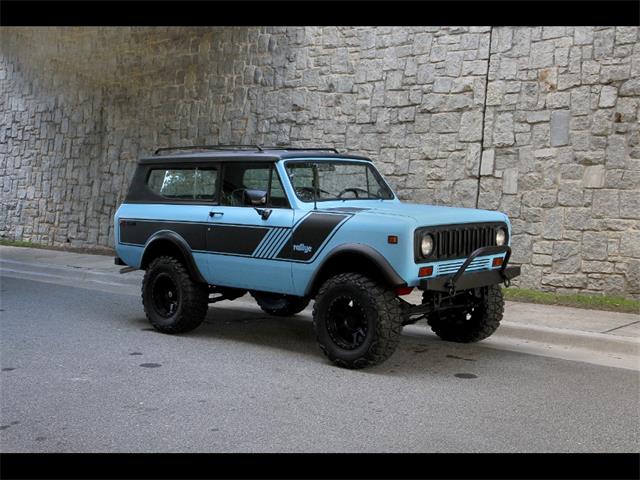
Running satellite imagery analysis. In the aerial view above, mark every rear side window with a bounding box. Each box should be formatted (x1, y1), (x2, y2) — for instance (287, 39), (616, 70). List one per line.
(147, 168), (218, 201)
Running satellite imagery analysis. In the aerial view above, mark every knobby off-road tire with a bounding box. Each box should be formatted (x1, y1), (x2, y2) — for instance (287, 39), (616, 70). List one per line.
(312, 272), (403, 369)
(250, 291), (310, 317)
(142, 256), (209, 334)
(424, 285), (504, 343)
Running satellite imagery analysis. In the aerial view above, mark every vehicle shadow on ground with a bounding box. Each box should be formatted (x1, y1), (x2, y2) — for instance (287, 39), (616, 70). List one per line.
(129, 302), (488, 377)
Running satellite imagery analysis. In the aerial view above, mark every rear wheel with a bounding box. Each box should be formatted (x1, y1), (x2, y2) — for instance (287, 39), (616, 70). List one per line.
(142, 256), (209, 334)
(250, 291), (310, 316)
(424, 285), (504, 343)
(312, 273), (403, 369)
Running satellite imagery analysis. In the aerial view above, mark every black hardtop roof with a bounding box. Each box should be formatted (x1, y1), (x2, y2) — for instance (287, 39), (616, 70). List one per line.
(138, 148), (372, 165)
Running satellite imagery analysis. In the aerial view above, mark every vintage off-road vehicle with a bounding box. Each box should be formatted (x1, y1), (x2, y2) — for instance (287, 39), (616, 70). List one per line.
(114, 146), (520, 368)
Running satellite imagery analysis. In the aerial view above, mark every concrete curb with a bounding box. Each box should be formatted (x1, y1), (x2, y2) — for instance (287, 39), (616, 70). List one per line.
(496, 322), (639, 357)
(0, 258), (142, 287)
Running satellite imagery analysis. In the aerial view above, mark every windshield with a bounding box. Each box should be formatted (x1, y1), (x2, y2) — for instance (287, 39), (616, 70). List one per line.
(285, 161), (394, 202)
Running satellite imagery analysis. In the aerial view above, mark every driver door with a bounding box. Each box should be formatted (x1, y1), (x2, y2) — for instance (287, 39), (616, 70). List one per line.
(205, 162), (294, 293)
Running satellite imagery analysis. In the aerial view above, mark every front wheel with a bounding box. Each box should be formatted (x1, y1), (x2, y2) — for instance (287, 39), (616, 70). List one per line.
(142, 256), (209, 334)
(312, 273), (403, 369)
(424, 285), (504, 343)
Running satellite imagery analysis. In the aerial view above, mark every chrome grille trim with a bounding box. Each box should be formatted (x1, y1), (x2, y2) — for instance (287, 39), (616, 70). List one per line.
(414, 222), (508, 262)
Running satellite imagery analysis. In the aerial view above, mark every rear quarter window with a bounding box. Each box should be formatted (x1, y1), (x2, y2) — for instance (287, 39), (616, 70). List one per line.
(147, 168), (218, 201)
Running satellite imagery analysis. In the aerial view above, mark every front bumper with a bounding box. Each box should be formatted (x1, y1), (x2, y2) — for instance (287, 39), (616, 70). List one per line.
(419, 245), (520, 293)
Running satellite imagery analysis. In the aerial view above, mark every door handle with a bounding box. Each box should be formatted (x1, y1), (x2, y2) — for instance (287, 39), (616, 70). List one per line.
(255, 208), (272, 220)
(209, 211), (224, 217)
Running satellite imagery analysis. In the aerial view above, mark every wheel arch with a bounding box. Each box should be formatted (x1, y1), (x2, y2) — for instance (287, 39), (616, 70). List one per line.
(140, 231), (207, 284)
(305, 244), (406, 298)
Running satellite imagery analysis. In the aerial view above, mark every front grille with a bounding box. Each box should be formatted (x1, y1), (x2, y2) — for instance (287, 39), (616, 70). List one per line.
(415, 222), (507, 262)
(436, 257), (492, 275)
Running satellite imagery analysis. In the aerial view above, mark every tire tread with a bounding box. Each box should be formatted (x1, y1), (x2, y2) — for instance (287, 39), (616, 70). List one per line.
(313, 272), (402, 369)
(142, 256), (208, 334)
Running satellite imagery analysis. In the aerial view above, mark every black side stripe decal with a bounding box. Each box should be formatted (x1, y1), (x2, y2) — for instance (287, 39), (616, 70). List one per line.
(276, 213), (349, 261)
(119, 212), (353, 262)
(206, 224), (270, 256)
(253, 227), (282, 257)
(254, 227), (289, 258)
(120, 220), (207, 250)
(120, 219), (269, 256)
(264, 228), (291, 258)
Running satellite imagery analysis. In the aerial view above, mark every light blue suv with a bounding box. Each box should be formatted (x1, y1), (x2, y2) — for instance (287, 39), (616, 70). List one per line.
(114, 146), (520, 368)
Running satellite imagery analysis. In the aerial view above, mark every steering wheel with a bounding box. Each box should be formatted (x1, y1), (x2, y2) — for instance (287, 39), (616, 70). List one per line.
(337, 187), (371, 199)
(295, 186), (330, 202)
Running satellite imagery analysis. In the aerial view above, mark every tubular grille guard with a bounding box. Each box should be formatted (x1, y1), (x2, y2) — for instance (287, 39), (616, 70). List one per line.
(415, 222), (508, 262)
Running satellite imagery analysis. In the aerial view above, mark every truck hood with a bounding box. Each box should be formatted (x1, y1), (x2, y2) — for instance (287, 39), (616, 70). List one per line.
(324, 202), (508, 226)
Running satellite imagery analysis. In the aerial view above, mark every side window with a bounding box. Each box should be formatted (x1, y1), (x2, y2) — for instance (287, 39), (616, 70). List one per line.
(269, 172), (289, 208)
(243, 167), (270, 191)
(194, 169), (218, 200)
(220, 163), (290, 208)
(147, 167), (218, 202)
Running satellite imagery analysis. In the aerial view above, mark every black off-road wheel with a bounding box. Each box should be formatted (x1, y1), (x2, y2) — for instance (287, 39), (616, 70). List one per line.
(424, 285), (504, 343)
(250, 291), (310, 317)
(142, 256), (209, 334)
(312, 273), (403, 369)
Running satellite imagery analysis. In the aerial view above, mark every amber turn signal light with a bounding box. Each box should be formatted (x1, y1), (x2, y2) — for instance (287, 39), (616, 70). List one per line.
(387, 235), (398, 244)
(418, 266), (433, 277)
(492, 257), (504, 267)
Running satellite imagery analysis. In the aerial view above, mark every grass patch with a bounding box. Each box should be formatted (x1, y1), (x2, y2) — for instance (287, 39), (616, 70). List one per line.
(504, 287), (639, 314)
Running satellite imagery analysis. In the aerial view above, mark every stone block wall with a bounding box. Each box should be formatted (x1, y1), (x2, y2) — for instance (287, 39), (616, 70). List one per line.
(479, 27), (640, 297)
(1, 27), (638, 298)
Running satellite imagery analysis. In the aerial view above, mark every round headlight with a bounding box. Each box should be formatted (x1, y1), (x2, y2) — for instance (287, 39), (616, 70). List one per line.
(421, 234), (434, 257)
(496, 228), (506, 246)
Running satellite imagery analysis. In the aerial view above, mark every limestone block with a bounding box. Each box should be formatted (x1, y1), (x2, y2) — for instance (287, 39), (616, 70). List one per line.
(459, 111), (483, 142)
(619, 78), (640, 97)
(592, 190), (620, 218)
(583, 165), (605, 188)
(480, 149), (494, 176)
(502, 168), (519, 194)
(620, 230), (640, 258)
(552, 241), (581, 273)
(493, 112), (515, 147)
(550, 110), (570, 146)
(599, 85), (618, 108)
(620, 191), (640, 220)
(583, 231), (609, 260)
(542, 209), (564, 240)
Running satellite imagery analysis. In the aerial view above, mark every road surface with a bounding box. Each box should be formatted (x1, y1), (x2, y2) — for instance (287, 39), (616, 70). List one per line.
(0, 275), (638, 452)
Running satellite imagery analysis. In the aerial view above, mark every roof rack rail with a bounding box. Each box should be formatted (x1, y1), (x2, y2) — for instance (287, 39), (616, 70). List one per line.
(154, 145), (263, 155)
(259, 146), (340, 153)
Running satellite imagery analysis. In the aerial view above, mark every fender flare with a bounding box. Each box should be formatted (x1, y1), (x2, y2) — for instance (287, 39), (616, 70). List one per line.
(140, 230), (207, 284)
(304, 243), (406, 296)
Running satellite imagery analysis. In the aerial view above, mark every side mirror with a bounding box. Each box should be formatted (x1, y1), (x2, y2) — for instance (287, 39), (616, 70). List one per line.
(244, 189), (267, 207)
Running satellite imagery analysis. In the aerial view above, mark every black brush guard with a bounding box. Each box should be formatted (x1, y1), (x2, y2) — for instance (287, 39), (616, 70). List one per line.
(420, 245), (520, 294)
(401, 246), (520, 324)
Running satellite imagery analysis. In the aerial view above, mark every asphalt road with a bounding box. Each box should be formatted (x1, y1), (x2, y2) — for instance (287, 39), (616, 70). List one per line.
(0, 276), (638, 452)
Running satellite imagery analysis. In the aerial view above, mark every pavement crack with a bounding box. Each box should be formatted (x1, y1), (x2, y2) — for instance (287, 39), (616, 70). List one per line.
(600, 320), (640, 334)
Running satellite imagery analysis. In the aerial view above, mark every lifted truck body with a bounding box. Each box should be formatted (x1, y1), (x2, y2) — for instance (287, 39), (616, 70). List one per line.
(114, 146), (520, 368)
